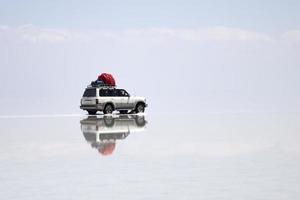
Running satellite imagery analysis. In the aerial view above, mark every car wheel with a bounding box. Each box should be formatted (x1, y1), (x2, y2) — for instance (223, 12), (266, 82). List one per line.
(119, 110), (128, 114)
(135, 115), (146, 126)
(104, 116), (114, 127)
(135, 103), (145, 113)
(104, 104), (114, 114)
(87, 110), (97, 115)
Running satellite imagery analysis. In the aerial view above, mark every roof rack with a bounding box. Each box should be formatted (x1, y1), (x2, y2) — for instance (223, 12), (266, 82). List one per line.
(87, 84), (116, 89)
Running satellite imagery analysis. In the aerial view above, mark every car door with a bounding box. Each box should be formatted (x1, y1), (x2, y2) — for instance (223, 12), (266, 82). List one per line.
(110, 89), (123, 109)
(99, 89), (114, 107)
(119, 89), (133, 109)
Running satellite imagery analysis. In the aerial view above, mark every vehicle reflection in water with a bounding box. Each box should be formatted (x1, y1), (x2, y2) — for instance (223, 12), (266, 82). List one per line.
(80, 115), (147, 156)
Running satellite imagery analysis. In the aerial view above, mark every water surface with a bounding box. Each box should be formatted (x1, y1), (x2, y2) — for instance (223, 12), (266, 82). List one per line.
(0, 113), (300, 199)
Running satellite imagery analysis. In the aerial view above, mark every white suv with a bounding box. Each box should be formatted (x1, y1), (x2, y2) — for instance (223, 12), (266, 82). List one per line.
(80, 86), (147, 115)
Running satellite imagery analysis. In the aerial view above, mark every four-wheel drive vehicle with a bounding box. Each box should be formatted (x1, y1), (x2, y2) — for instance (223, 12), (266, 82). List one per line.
(80, 86), (147, 115)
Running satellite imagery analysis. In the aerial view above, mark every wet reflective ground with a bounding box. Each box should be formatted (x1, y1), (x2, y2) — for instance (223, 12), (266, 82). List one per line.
(0, 113), (300, 199)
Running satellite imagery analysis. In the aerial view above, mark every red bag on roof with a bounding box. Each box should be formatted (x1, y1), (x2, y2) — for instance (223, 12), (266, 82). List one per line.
(97, 73), (116, 86)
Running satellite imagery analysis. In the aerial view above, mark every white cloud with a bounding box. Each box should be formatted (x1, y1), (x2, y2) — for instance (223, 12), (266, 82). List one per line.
(282, 29), (300, 43)
(3, 25), (300, 45)
(0, 25), (274, 44)
(121, 27), (273, 42)
(0, 24), (83, 43)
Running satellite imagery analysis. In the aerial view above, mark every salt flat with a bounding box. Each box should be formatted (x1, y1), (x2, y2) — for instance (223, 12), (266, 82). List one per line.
(0, 113), (299, 199)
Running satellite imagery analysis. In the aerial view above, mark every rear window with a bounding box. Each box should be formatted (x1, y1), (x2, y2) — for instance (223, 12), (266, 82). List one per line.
(83, 88), (96, 97)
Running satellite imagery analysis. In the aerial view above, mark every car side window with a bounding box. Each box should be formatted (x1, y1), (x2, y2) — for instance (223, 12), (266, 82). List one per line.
(99, 89), (104, 96)
(123, 90), (129, 97)
(100, 89), (128, 97)
(111, 89), (118, 96)
(116, 89), (122, 97)
(99, 89), (108, 96)
(99, 89), (114, 96)
(117, 89), (129, 97)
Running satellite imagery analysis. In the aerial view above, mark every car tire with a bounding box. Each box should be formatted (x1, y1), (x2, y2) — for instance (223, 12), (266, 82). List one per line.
(135, 103), (145, 113)
(135, 115), (146, 126)
(104, 116), (114, 127)
(104, 104), (114, 114)
(87, 110), (97, 115)
(119, 110), (128, 114)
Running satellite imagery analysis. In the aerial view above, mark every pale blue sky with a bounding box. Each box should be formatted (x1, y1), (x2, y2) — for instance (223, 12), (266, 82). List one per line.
(0, 0), (300, 32)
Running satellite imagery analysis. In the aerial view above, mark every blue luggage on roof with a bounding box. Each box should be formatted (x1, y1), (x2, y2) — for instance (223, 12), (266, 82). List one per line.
(91, 80), (105, 87)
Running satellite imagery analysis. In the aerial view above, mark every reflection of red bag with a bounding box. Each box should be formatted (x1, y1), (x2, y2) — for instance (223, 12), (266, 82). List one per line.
(98, 142), (115, 156)
(98, 73), (116, 86)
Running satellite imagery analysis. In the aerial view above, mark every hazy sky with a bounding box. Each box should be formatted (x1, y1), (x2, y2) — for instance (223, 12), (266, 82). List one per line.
(1, 0), (300, 32)
(0, 0), (299, 115)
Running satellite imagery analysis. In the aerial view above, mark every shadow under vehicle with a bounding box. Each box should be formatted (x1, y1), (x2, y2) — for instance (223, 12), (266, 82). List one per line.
(80, 115), (147, 156)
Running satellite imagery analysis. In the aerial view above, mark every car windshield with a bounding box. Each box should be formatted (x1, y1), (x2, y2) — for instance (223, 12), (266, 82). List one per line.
(83, 88), (96, 97)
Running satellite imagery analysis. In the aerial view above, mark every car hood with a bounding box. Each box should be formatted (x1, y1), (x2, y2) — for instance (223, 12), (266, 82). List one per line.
(131, 96), (146, 102)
